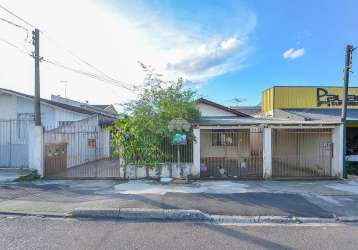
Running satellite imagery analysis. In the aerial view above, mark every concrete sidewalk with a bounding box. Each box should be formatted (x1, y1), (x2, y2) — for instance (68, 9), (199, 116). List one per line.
(0, 168), (35, 183)
(0, 179), (357, 219)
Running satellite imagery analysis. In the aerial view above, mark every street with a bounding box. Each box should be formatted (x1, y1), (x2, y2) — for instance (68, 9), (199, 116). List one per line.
(0, 215), (357, 250)
(0, 180), (358, 218)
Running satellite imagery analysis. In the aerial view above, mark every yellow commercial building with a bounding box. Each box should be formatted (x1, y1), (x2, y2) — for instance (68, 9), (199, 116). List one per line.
(261, 86), (358, 157)
(262, 86), (358, 113)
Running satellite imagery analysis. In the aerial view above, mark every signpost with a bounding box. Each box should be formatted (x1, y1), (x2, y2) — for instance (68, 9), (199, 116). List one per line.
(168, 118), (190, 178)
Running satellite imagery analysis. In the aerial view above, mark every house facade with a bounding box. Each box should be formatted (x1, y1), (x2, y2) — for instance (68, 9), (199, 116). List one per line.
(193, 97), (344, 179)
(0, 88), (117, 169)
(261, 86), (358, 162)
(0, 88), (117, 127)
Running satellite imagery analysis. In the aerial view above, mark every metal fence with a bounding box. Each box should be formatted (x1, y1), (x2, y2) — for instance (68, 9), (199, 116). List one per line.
(272, 128), (333, 178)
(0, 119), (33, 168)
(200, 128), (263, 178)
(43, 124), (111, 177)
(110, 134), (193, 165)
(43, 124), (193, 178)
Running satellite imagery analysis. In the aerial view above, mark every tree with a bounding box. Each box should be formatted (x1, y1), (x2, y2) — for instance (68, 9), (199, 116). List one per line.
(111, 64), (201, 167)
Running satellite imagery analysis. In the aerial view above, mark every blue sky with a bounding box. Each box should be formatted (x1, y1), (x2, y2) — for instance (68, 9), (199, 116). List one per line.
(200, 0), (358, 106)
(109, 0), (358, 106)
(1, 0), (357, 108)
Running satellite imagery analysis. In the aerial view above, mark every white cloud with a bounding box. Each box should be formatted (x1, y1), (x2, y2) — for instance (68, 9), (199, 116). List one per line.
(0, 0), (256, 107)
(282, 48), (305, 59)
(167, 37), (249, 82)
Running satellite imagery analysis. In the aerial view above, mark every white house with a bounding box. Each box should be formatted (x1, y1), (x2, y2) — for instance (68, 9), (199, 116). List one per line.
(0, 88), (118, 169)
(0, 88), (118, 127)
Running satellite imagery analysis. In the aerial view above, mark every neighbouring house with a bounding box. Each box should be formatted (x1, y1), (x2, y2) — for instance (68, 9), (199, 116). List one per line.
(0, 88), (118, 169)
(230, 105), (261, 116)
(192, 97), (343, 179)
(196, 98), (250, 118)
(260, 86), (358, 161)
(0, 88), (118, 127)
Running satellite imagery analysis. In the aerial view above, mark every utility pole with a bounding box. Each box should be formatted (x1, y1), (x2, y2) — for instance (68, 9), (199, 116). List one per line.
(341, 44), (355, 178)
(32, 28), (41, 126)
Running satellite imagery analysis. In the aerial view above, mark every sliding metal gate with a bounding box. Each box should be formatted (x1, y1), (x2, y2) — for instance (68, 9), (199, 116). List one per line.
(272, 128), (333, 178)
(43, 125), (119, 178)
(200, 128), (263, 178)
(0, 120), (32, 168)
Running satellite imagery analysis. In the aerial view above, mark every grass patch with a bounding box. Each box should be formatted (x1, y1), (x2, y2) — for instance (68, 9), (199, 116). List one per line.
(17, 172), (41, 182)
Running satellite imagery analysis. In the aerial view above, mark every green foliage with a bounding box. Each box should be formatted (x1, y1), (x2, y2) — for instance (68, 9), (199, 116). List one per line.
(111, 64), (201, 166)
(347, 162), (358, 175)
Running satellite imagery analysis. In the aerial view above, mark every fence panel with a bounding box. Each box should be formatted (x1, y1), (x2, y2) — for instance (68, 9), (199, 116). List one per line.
(200, 128), (263, 178)
(44, 124), (194, 179)
(44, 125), (111, 167)
(0, 119), (33, 168)
(272, 128), (333, 178)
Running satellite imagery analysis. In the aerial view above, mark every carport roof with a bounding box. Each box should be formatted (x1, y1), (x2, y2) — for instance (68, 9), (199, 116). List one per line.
(282, 108), (358, 121)
(195, 117), (341, 126)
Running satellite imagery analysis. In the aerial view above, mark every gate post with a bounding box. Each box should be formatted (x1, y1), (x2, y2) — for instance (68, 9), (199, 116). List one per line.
(193, 128), (201, 178)
(332, 124), (344, 178)
(28, 125), (44, 177)
(263, 127), (272, 179)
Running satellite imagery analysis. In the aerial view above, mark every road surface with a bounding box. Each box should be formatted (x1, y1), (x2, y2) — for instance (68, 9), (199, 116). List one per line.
(0, 216), (357, 250)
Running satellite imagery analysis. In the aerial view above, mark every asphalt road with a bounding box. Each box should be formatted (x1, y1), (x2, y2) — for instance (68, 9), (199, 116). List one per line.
(0, 216), (357, 250)
(2, 181), (354, 218)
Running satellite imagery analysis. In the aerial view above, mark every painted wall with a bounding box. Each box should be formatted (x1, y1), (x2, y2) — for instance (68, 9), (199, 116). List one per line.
(0, 94), (17, 119)
(262, 86), (358, 112)
(200, 129), (251, 158)
(16, 97), (89, 127)
(120, 163), (197, 179)
(197, 103), (237, 117)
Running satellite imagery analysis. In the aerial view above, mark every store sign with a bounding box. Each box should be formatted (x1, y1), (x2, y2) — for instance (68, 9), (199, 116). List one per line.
(317, 88), (358, 107)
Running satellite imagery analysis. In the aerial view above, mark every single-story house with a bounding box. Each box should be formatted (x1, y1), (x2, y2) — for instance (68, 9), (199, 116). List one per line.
(0, 88), (118, 169)
(0, 88), (118, 127)
(192, 98), (344, 179)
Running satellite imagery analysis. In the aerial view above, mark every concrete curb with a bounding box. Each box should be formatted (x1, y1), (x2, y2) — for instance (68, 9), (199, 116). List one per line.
(71, 208), (358, 224)
(0, 211), (70, 218)
(72, 208), (210, 221)
(1, 209), (358, 224)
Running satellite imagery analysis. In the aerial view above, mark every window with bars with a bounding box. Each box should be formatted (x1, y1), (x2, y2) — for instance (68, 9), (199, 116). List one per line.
(211, 129), (238, 146)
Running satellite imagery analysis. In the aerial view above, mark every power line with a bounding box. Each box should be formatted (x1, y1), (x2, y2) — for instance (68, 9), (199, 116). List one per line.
(0, 16), (29, 41)
(40, 32), (142, 92)
(0, 3), (35, 28)
(42, 58), (138, 92)
(42, 33), (115, 77)
(0, 35), (138, 94)
(0, 16), (28, 31)
(0, 3), (141, 95)
(0, 36), (32, 56)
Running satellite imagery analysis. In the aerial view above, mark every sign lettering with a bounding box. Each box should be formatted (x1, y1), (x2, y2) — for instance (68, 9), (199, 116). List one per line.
(316, 88), (358, 107)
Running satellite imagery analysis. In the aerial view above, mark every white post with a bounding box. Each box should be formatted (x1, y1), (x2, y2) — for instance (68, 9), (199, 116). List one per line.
(193, 128), (201, 178)
(263, 127), (272, 179)
(332, 124), (344, 178)
(28, 125), (44, 177)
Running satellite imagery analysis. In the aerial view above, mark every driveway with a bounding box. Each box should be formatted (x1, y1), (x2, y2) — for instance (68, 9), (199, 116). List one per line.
(0, 179), (357, 218)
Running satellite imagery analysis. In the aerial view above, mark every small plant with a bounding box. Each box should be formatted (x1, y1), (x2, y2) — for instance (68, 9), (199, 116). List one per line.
(347, 162), (358, 175)
(17, 172), (41, 182)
